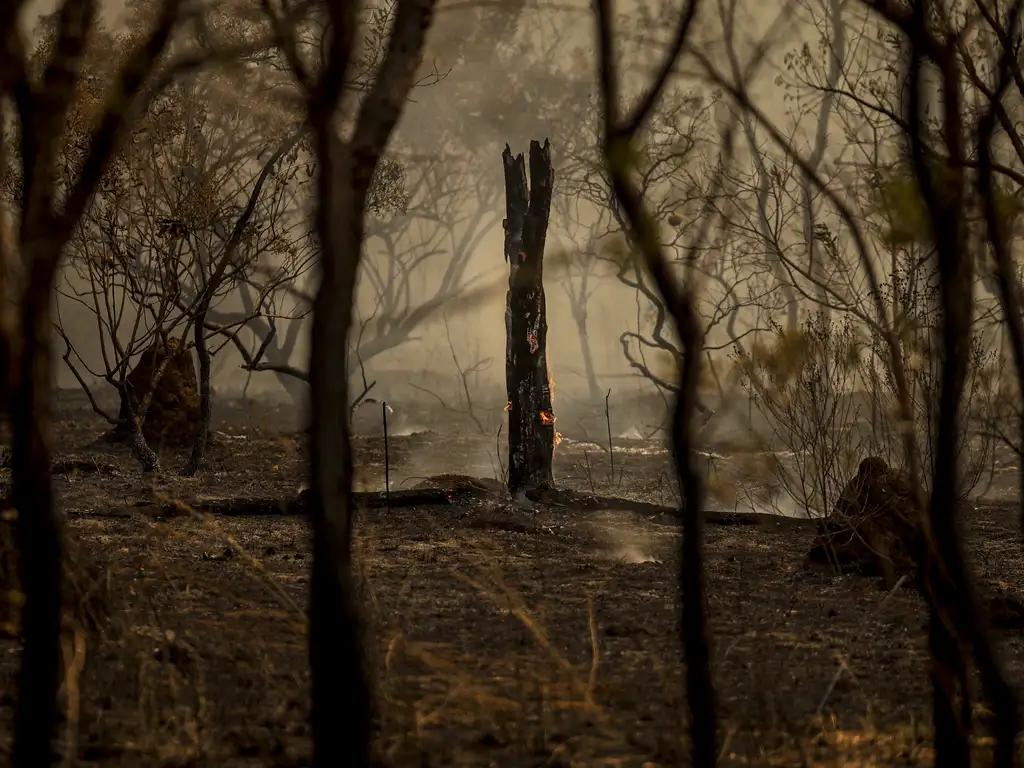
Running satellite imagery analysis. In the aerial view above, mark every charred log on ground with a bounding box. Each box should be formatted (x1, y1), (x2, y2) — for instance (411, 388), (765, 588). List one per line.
(502, 140), (555, 494)
(104, 476), (767, 525)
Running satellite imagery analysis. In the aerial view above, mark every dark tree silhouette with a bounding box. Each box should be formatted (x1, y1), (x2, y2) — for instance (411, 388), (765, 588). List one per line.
(882, 4), (1022, 765)
(502, 140), (555, 493)
(691, 0), (1024, 763)
(260, 0), (439, 764)
(0, 0), (197, 763)
(591, 2), (717, 766)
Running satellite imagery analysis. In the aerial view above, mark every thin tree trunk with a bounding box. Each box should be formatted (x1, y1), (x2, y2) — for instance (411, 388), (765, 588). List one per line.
(900, 26), (1020, 767)
(181, 134), (294, 476)
(503, 140), (555, 493)
(928, 603), (970, 768)
(11, 295), (63, 767)
(975, 41), (1024, 764)
(307, 298), (369, 768)
(597, 130), (718, 768)
(182, 312), (212, 476)
(116, 341), (178, 474)
(592, 5), (718, 757)
(0, 3), (186, 764)
(129, 419), (159, 473)
(270, 2), (436, 763)
(673, 296), (717, 768)
(307, 147), (371, 768)
(572, 305), (601, 403)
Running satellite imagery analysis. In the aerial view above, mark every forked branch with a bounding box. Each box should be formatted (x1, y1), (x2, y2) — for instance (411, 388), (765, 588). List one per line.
(592, 2), (717, 766)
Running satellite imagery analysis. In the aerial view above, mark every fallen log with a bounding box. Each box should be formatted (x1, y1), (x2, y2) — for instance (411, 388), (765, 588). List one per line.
(113, 487), (454, 518)
(81, 473), (804, 529)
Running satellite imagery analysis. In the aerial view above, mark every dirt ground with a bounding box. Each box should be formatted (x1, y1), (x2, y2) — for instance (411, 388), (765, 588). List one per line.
(1, 390), (1024, 766)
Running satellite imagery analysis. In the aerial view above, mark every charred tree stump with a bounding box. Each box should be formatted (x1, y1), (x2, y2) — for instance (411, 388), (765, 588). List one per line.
(502, 140), (555, 493)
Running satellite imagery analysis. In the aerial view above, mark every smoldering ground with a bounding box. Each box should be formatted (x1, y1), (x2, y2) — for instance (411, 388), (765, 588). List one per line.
(2, 390), (1023, 764)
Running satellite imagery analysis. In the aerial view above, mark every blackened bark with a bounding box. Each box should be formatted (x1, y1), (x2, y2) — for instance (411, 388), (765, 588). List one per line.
(180, 130), (300, 478)
(899, 28), (1019, 767)
(129, 421), (159, 474)
(182, 315), (212, 477)
(503, 140), (555, 493)
(928, 598), (971, 768)
(113, 345), (169, 473)
(307, 146), (372, 768)
(672, 304), (717, 768)
(11, 299), (63, 767)
(303, 0), (439, 761)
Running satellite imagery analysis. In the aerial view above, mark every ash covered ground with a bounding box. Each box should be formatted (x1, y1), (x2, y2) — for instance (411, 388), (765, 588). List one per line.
(0, 389), (1023, 766)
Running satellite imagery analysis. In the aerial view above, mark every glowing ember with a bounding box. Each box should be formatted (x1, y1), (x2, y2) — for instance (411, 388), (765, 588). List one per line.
(539, 410), (555, 425)
(554, 430), (563, 447)
(527, 333), (539, 354)
(504, 401), (512, 412)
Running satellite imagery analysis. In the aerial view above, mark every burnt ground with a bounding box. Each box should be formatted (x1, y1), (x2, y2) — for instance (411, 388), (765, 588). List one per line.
(1, 390), (1024, 766)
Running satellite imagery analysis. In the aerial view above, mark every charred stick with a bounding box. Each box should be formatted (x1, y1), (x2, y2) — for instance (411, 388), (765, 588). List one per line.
(605, 388), (615, 485)
(382, 401), (391, 512)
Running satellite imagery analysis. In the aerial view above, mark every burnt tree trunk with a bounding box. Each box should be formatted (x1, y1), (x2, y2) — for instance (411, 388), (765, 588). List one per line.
(12, 290), (64, 767)
(182, 317), (212, 477)
(502, 141), (555, 494)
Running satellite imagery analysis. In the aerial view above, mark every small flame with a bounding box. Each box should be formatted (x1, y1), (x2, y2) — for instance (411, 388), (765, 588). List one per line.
(554, 429), (563, 447)
(504, 401), (512, 412)
(540, 410), (555, 425)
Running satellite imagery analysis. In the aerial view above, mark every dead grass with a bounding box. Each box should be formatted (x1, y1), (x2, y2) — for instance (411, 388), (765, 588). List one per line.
(0, 396), (1023, 765)
(2, 509), (1021, 765)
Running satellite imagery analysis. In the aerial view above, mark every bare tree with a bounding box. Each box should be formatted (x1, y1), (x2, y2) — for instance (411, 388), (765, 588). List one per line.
(0, 0), (213, 761)
(723, 1), (1001, 512)
(561, 84), (774, 425)
(259, 0), (437, 764)
(203, 0), (444, 409)
(212, 145), (497, 412)
(690, 0), (1024, 762)
(39, 26), (307, 472)
(550, 195), (612, 403)
(871, 3), (1021, 763)
(592, 2), (718, 764)
(735, 310), (870, 520)
(361, 153), (501, 353)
